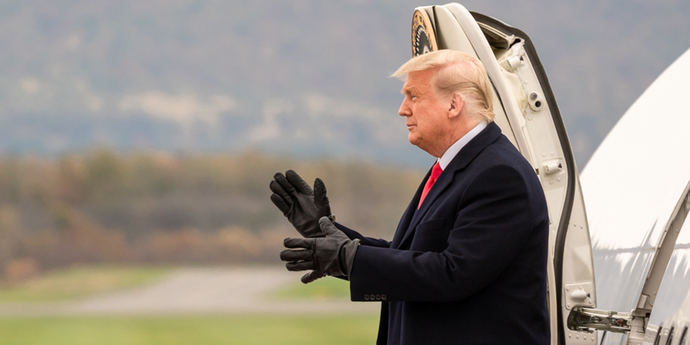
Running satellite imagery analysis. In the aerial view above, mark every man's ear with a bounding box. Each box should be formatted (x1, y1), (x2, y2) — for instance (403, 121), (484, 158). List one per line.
(448, 92), (464, 119)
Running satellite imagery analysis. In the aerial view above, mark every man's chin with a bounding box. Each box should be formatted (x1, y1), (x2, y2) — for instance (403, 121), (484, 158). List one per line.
(408, 135), (423, 148)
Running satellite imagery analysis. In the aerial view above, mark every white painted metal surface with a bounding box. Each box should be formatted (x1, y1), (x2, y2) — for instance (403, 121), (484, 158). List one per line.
(581, 48), (690, 345)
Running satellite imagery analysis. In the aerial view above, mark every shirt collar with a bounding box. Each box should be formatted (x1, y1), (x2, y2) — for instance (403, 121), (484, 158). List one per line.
(437, 121), (488, 170)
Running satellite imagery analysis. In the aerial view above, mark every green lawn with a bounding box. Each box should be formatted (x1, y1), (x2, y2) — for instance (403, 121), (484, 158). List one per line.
(0, 314), (379, 345)
(272, 276), (351, 300)
(0, 265), (171, 302)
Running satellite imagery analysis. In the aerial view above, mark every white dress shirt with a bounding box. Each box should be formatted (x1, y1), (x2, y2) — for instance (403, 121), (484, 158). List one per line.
(437, 121), (488, 170)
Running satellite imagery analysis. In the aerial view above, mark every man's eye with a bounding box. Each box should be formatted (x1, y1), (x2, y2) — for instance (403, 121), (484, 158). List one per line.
(410, 95), (418, 101)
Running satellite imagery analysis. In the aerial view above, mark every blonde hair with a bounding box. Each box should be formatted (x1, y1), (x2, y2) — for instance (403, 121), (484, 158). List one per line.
(392, 50), (494, 122)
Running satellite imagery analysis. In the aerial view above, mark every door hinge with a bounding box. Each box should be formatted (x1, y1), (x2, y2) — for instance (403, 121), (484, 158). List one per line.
(567, 307), (632, 333)
(568, 307), (658, 344)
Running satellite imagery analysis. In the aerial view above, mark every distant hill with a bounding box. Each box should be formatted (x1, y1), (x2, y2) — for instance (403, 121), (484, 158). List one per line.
(1, 1), (689, 167)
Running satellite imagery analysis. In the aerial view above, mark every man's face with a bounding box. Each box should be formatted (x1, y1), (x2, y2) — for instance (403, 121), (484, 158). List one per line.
(398, 68), (450, 156)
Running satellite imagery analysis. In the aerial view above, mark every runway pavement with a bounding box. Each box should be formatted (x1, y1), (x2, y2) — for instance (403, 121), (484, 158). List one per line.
(0, 266), (378, 316)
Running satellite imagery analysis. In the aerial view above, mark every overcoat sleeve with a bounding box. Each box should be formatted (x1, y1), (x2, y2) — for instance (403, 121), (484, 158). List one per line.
(336, 222), (391, 248)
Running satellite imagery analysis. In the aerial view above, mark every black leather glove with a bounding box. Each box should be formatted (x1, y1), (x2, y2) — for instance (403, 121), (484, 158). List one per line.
(280, 217), (359, 284)
(269, 170), (333, 238)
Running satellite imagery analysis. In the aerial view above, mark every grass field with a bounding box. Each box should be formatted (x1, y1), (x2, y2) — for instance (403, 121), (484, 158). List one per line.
(0, 314), (379, 345)
(0, 266), (379, 344)
(0, 265), (171, 302)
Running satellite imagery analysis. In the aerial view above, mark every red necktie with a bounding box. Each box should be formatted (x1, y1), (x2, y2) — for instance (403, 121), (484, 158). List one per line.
(418, 162), (443, 209)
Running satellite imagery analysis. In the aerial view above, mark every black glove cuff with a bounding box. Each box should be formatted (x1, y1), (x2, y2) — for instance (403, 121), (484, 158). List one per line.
(338, 239), (360, 279)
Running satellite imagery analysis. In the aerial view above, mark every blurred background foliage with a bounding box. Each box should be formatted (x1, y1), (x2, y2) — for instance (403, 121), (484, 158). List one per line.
(0, 149), (422, 283)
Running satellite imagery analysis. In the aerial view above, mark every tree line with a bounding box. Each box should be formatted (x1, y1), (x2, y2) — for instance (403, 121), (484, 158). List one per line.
(0, 150), (423, 282)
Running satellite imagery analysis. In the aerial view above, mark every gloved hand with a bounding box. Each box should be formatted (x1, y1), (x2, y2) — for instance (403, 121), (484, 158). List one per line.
(280, 217), (360, 284)
(269, 170), (333, 238)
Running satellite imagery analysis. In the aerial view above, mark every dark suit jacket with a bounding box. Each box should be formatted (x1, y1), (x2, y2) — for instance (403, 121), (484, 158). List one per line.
(337, 122), (550, 345)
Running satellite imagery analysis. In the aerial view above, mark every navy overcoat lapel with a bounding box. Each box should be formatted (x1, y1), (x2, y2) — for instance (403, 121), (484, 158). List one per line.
(395, 122), (503, 248)
(390, 168), (429, 248)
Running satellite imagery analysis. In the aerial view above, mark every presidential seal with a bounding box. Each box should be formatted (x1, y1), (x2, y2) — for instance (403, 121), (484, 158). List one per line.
(411, 9), (438, 57)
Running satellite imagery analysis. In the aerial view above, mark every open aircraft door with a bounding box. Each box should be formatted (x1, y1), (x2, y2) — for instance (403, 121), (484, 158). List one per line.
(409, 3), (689, 344)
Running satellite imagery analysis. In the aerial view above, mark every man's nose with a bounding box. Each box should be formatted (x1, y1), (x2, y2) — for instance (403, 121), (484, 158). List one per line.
(398, 99), (411, 117)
